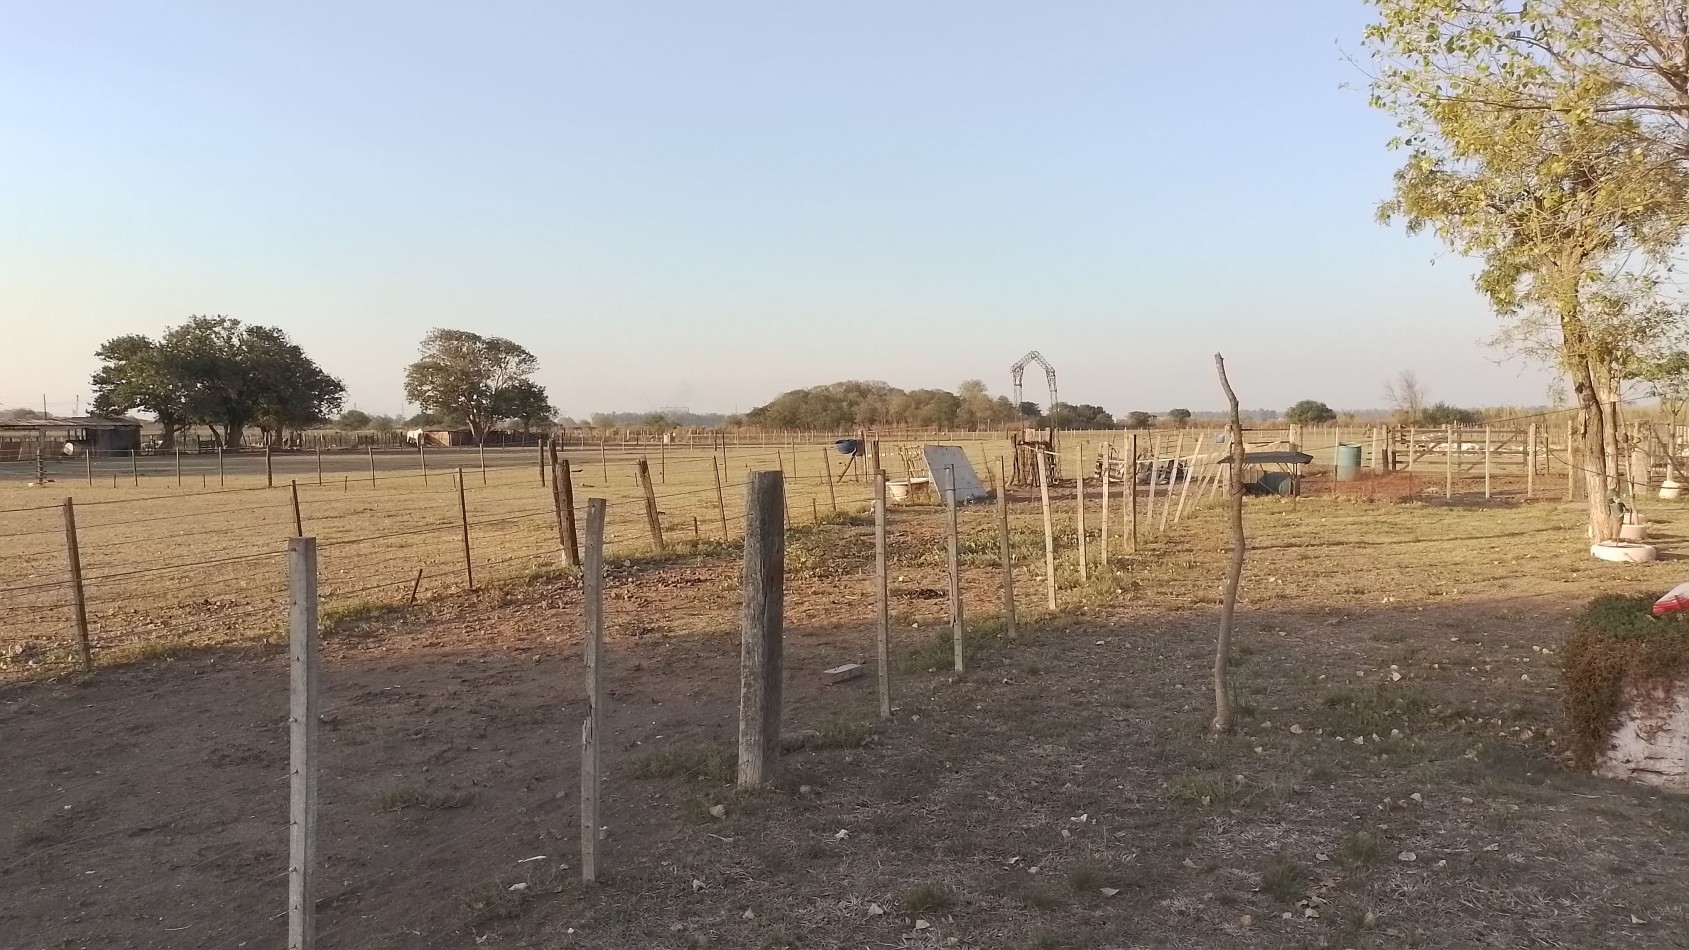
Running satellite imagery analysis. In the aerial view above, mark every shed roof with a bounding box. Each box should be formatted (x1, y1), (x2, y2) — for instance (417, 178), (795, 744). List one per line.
(0, 414), (145, 431)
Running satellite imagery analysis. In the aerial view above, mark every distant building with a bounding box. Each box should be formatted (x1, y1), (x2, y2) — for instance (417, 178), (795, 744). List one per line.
(0, 415), (144, 460)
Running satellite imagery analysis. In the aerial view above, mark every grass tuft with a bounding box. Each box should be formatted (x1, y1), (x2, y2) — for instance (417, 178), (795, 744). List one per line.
(1258, 854), (1307, 902)
(903, 881), (952, 914)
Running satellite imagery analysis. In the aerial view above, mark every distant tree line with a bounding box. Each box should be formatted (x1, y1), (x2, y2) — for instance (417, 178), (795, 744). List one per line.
(742, 380), (1123, 430)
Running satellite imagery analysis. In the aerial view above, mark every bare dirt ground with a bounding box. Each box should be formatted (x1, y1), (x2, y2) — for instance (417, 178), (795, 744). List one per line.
(6, 489), (1689, 950)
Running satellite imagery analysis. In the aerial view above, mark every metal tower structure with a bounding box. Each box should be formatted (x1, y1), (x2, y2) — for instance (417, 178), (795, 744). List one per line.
(1010, 351), (1059, 412)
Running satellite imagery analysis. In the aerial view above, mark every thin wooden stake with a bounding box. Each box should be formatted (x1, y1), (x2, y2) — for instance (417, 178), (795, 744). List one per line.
(479, 442), (487, 485)
(1035, 447), (1057, 611)
(174, 448), (182, 487)
(636, 459), (665, 553)
(996, 459), (1017, 640)
(873, 472), (892, 719)
(218, 445), (225, 487)
(824, 448), (837, 513)
(737, 471), (785, 790)
(457, 468), (474, 590)
(1145, 440), (1160, 534)
(367, 445), (375, 487)
(418, 439), (427, 486)
(266, 445), (274, 488)
(537, 439), (545, 486)
(1173, 450), (1197, 522)
(712, 455), (729, 540)
(580, 498), (607, 883)
(407, 567), (423, 606)
(287, 536), (320, 950)
(944, 465), (965, 674)
(63, 498), (92, 672)
(315, 447), (323, 487)
(290, 481), (303, 537)
(1212, 355), (1244, 736)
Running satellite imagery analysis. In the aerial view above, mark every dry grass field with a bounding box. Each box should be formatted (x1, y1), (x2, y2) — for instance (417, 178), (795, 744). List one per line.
(7, 458), (1689, 948)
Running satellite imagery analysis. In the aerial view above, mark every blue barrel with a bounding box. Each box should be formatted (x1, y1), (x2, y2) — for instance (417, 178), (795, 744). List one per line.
(1335, 443), (1363, 482)
(834, 439), (862, 456)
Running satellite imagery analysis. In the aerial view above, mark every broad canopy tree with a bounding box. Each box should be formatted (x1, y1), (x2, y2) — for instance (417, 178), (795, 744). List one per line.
(403, 329), (549, 444)
(1365, 0), (1689, 541)
(91, 316), (344, 449)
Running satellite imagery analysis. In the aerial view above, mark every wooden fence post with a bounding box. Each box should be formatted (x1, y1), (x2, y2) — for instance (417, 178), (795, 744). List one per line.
(1145, 439), (1160, 533)
(737, 471), (785, 790)
(1035, 447), (1057, 611)
(712, 455), (729, 540)
(1527, 423), (1537, 498)
(580, 499), (606, 883)
(599, 441), (608, 483)
(996, 459), (1017, 639)
(266, 445), (274, 489)
(287, 536), (320, 950)
(478, 442), (487, 485)
(636, 459), (665, 554)
(62, 498), (92, 672)
(1099, 444), (1110, 561)
(538, 439), (546, 487)
(1484, 426), (1492, 499)
(1445, 425), (1454, 499)
(1173, 450), (1197, 522)
(366, 445), (375, 487)
(874, 472), (892, 719)
(290, 480), (303, 537)
(218, 445), (225, 487)
(1075, 454), (1088, 583)
(418, 440), (427, 486)
(174, 448), (182, 487)
(944, 466), (965, 674)
(1127, 433), (1139, 553)
(315, 448), (323, 487)
(456, 469), (474, 590)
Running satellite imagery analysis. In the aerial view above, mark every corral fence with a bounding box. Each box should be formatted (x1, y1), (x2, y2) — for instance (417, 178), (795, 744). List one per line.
(1, 433), (1240, 948)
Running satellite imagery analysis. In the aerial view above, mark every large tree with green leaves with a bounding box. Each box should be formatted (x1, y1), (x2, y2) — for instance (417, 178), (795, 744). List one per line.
(91, 316), (344, 448)
(403, 329), (545, 444)
(1365, 0), (1689, 541)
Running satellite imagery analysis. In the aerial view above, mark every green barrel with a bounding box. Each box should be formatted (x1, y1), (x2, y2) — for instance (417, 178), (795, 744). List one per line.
(1335, 443), (1363, 482)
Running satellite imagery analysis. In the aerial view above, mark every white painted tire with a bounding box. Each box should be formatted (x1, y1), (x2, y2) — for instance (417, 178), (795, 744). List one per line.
(1591, 541), (1658, 563)
(1662, 481), (1683, 500)
(1620, 523), (1651, 542)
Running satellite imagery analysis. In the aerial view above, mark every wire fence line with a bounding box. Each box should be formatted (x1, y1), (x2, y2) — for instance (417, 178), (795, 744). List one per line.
(0, 426), (1286, 949)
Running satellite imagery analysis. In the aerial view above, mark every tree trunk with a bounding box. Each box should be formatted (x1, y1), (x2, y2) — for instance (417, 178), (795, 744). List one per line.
(1560, 290), (1621, 543)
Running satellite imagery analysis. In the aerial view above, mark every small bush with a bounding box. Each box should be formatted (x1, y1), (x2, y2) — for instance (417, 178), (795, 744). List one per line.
(904, 881), (952, 913)
(1561, 594), (1689, 770)
(1258, 854), (1306, 902)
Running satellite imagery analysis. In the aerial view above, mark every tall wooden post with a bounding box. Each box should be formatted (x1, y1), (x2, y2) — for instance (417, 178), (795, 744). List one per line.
(1099, 443), (1111, 561)
(944, 466), (965, 674)
(1173, 450), (1197, 522)
(84, 448), (92, 486)
(873, 472), (892, 718)
(456, 469), (474, 590)
(174, 448), (182, 487)
(996, 459), (1017, 639)
(289, 481), (303, 537)
(712, 455), (729, 540)
(1126, 433), (1139, 553)
(1483, 426), (1492, 499)
(737, 471), (785, 790)
(636, 459), (665, 554)
(1145, 439), (1160, 533)
(62, 499), (92, 672)
(1035, 447), (1057, 611)
(315, 447), (323, 487)
(418, 439), (427, 486)
(366, 445), (375, 487)
(1526, 423), (1537, 498)
(286, 537), (319, 950)
(1075, 454), (1088, 583)
(580, 499), (606, 882)
(1445, 425), (1454, 499)
(265, 444), (274, 488)
(537, 439), (546, 487)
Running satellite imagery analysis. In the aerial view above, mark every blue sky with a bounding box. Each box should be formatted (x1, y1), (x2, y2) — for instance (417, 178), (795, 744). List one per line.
(0, 1), (1556, 419)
